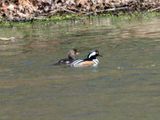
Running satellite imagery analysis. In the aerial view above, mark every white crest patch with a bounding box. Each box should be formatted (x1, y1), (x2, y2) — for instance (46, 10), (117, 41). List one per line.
(88, 51), (96, 58)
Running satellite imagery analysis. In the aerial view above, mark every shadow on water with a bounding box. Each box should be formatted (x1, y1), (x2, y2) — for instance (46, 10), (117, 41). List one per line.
(0, 16), (160, 120)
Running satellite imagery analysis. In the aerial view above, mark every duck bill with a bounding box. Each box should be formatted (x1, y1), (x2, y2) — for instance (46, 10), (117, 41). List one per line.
(98, 54), (103, 57)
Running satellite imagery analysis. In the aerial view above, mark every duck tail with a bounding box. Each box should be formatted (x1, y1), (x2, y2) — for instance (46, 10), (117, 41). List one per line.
(52, 62), (60, 65)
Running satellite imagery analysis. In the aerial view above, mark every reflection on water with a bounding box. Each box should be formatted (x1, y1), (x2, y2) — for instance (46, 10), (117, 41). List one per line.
(0, 16), (160, 120)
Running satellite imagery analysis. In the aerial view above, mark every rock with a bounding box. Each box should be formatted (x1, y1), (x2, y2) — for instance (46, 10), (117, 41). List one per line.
(0, 37), (15, 42)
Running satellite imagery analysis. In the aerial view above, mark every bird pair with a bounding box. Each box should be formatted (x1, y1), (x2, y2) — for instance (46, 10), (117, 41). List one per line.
(54, 49), (102, 67)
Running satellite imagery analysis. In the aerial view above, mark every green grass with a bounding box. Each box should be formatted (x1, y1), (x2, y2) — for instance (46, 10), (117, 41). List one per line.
(0, 12), (159, 27)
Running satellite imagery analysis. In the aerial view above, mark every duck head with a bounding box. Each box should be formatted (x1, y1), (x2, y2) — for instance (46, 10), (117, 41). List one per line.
(86, 50), (102, 60)
(68, 48), (79, 60)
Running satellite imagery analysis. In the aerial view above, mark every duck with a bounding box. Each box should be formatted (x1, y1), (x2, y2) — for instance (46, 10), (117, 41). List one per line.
(70, 50), (102, 67)
(54, 48), (79, 65)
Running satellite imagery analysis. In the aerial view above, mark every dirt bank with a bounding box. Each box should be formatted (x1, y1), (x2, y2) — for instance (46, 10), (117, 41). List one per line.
(0, 0), (160, 21)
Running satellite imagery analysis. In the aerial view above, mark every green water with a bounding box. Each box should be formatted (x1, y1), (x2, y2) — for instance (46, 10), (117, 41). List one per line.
(0, 16), (160, 120)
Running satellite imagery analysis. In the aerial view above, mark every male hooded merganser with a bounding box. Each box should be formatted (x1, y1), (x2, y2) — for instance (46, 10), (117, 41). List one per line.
(54, 49), (79, 65)
(70, 50), (102, 67)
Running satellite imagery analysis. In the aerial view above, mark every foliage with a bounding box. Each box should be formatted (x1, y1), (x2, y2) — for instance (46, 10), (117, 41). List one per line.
(0, 0), (160, 21)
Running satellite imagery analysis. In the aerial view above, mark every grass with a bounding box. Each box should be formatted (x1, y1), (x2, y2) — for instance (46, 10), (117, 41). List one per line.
(0, 12), (160, 27)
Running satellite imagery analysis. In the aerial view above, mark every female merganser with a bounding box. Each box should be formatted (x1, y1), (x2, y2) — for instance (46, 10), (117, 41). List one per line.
(54, 48), (79, 65)
(70, 50), (102, 67)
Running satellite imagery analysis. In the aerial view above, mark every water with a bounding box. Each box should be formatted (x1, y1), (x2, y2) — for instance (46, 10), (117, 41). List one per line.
(0, 16), (160, 120)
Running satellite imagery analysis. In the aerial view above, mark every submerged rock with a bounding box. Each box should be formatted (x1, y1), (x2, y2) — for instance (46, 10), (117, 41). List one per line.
(0, 37), (15, 41)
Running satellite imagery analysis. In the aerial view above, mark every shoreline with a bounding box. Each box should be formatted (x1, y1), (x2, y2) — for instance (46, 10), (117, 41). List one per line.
(0, 11), (159, 27)
(0, 0), (160, 22)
